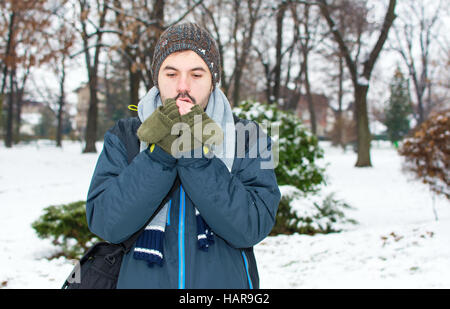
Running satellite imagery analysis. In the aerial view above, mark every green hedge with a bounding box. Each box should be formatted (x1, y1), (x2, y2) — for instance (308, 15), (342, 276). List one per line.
(32, 201), (101, 259)
(233, 101), (326, 195)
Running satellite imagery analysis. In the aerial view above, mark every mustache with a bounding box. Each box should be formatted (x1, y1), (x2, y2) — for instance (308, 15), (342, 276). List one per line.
(175, 92), (196, 104)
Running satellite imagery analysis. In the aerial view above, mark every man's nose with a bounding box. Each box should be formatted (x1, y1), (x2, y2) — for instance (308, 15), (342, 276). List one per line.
(177, 74), (190, 93)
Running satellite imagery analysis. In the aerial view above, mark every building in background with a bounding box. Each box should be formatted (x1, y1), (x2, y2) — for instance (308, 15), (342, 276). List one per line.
(73, 81), (106, 139)
(20, 100), (45, 135)
(296, 93), (334, 138)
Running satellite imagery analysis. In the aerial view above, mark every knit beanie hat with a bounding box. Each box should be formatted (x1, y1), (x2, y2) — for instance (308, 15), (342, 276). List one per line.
(151, 22), (221, 88)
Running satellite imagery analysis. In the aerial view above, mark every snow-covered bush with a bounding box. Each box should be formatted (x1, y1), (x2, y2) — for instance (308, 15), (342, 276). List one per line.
(270, 186), (357, 235)
(233, 101), (356, 235)
(233, 101), (326, 194)
(32, 201), (101, 259)
(399, 109), (449, 199)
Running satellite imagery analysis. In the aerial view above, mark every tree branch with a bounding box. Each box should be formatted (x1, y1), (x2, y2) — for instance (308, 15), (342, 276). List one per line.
(317, 0), (358, 83)
(69, 43), (111, 59)
(361, 0), (397, 79)
(165, 0), (205, 29)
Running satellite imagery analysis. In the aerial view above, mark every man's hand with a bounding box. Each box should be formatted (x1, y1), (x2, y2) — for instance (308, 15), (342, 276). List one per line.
(137, 99), (181, 156)
(176, 100), (195, 116)
(178, 104), (224, 153)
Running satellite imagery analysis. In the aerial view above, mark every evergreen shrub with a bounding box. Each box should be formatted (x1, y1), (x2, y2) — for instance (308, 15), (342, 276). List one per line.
(233, 101), (326, 194)
(233, 101), (356, 235)
(32, 201), (101, 259)
(269, 186), (357, 236)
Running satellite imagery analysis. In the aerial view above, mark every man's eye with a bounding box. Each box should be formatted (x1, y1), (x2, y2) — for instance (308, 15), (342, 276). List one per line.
(167, 73), (176, 77)
(193, 74), (202, 78)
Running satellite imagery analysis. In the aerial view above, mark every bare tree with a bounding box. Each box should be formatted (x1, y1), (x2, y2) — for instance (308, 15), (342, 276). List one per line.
(391, 0), (443, 125)
(252, 1), (299, 108)
(272, 0), (288, 105)
(230, 0), (262, 106)
(196, 0), (232, 96)
(109, 0), (204, 101)
(318, 0), (397, 167)
(12, 56), (31, 144)
(53, 25), (75, 147)
(317, 0), (365, 148)
(0, 8), (15, 140)
(74, 0), (109, 153)
(0, 0), (58, 147)
(291, 1), (327, 135)
(110, 0), (165, 99)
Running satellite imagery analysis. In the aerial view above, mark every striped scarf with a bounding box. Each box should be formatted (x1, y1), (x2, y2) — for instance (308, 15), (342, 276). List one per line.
(133, 200), (215, 266)
(133, 86), (235, 266)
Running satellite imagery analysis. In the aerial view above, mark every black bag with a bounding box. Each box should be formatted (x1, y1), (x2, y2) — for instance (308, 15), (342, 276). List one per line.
(62, 177), (180, 289)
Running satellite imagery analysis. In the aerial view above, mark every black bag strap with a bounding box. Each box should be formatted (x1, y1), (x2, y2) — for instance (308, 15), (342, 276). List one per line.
(120, 176), (180, 253)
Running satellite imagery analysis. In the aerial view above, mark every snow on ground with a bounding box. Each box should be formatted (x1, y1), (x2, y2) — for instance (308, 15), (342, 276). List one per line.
(0, 140), (449, 289)
(257, 141), (450, 288)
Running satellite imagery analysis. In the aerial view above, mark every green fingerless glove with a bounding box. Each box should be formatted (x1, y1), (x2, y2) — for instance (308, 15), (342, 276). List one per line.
(156, 99), (182, 155)
(137, 99), (181, 155)
(179, 104), (224, 153)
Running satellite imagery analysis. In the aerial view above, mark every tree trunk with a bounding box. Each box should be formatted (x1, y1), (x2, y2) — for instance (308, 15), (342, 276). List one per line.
(56, 97), (64, 147)
(232, 66), (242, 106)
(147, 0), (165, 90)
(303, 52), (317, 135)
(413, 78), (425, 124)
(143, 45), (155, 90)
(13, 69), (29, 144)
(113, 0), (144, 106)
(336, 55), (344, 149)
(83, 80), (98, 153)
(260, 56), (272, 105)
(154, 0), (165, 25)
(56, 58), (66, 147)
(5, 69), (15, 148)
(354, 84), (372, 167)
(129, 63), (140, 107)
(80, 0), (108, 153)
(0, 70), (7, 138)
(2, 12), (16, 146)
(318, 0), (396, 167)
(273, 2), (287, 104)
(0, 71), (7, 140)
(13, 87), (23, 144)
(231, 0), (260, 106)
(0, 95), (3, 138)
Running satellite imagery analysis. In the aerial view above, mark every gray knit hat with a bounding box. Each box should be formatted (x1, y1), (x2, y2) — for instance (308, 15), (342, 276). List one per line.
(151, 22), (221, 88)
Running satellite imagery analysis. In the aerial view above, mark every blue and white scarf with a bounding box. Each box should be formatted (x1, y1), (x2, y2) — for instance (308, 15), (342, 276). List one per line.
(133, 86), (236, 266)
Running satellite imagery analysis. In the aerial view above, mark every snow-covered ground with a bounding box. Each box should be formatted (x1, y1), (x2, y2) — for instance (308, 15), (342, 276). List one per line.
(0, 140), (448, 289)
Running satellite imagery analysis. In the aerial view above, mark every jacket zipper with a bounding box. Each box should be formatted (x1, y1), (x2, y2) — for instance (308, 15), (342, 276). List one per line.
(178, 185), (186, 289)
(241, 251), (253, 289)
(177, 185), (251, 289)
(167, 200), (171, 226)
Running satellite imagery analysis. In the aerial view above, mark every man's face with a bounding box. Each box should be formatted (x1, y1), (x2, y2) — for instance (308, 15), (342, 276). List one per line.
(158, 50), (213, 114)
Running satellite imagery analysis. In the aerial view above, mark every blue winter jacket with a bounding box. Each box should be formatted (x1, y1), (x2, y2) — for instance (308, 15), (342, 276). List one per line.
(85, 115), (280, 289)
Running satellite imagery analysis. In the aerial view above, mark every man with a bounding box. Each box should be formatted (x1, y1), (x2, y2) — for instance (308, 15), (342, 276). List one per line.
(86, 22), (280, 289)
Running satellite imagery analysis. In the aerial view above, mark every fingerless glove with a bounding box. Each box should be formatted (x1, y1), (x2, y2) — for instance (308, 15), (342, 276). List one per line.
(136, 99), (181, 155)
(178, 104), (224, 153)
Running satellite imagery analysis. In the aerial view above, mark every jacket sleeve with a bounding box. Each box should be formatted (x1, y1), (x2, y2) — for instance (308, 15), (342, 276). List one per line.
(86, 129), (177, 244)
(176, 130), (281, 249)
